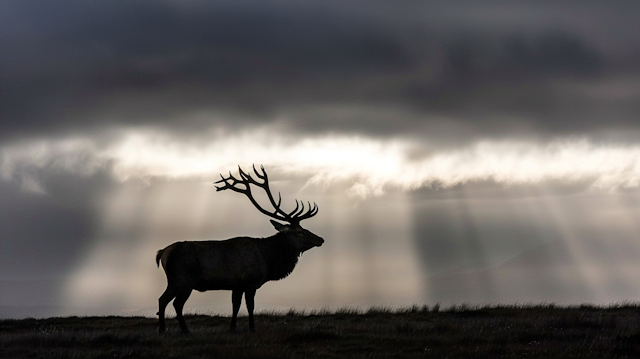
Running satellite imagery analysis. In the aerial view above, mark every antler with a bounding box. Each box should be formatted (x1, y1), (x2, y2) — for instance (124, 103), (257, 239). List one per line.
(214, 165), (318, 224)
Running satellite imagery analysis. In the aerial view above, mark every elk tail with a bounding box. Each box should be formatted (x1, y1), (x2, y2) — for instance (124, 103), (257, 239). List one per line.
(156, 249), (164, 267)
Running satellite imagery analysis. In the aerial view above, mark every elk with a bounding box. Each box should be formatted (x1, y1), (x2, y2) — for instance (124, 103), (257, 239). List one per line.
(156, 165), (323, 334)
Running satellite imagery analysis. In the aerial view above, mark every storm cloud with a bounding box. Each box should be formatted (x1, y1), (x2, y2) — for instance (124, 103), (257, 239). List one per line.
(2, 0), (640, 142)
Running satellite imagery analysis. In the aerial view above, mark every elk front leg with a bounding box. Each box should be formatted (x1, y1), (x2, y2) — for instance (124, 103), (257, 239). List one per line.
(230, 289), (243, 332)
(245, 289), (256, 332)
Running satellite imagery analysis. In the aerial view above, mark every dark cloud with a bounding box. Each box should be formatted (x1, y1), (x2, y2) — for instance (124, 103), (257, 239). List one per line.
(1, 0), (640, 141)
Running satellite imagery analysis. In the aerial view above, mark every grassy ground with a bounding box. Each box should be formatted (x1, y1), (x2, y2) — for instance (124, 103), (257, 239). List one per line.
(2, 304), (640, 358)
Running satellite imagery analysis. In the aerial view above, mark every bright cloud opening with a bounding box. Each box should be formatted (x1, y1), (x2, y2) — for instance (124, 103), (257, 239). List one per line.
(2, 127), (640, 197)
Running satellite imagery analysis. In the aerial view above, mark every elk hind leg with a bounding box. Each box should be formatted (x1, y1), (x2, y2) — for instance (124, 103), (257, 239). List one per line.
(230, 289), (243, 332)
(173, 289), (193, 334)
(158, 287), (176, 334)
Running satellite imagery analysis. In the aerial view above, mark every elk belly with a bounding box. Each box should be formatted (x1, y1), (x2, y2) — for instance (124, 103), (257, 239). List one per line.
(193, 278), (234, 291)
(192, 268), (267, 292)
(193, 277), (249, 291)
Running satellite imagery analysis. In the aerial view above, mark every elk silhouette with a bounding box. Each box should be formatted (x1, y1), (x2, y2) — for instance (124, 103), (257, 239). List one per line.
(156, 165), (323, 334)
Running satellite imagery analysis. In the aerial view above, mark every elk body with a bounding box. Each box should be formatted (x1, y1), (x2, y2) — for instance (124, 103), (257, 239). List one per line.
(156, 165), (323, 334)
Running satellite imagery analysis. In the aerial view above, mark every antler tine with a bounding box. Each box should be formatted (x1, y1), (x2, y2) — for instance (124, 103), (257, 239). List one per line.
(302, 201), (313, 217)
(238, 165), (259, 185)
(214, 171), (235, 185)
(214, 172), (247, 193)
(237, 165), (247, 179)
(213, 173), (225, 188)
(253, 164), (266, 180)
(288, 199), (300, 216)
(229, 171), (245, 188)
(293, 202), (319, 222)
(294, 201), (306, 217)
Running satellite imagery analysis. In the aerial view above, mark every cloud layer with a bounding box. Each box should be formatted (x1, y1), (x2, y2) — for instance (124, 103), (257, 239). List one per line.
(4, 127), (640, 198)
(2, 0), (640, 142)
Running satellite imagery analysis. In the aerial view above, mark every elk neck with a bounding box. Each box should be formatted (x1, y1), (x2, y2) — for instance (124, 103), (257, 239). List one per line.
(258, 231), (301, 281)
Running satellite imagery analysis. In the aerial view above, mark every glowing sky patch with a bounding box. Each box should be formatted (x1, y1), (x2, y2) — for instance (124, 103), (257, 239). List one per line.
(3, 127), (640, 197)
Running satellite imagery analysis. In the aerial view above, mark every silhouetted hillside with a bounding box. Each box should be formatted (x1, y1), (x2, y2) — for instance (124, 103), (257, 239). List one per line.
(3, 305), (640, 358)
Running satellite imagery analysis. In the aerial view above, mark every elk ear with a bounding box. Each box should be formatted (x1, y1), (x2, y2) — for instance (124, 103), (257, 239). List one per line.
(270, 220), (289, 232)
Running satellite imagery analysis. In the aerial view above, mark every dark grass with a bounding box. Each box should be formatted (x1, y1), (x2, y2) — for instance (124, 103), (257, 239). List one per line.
(3, 303), (640, 358)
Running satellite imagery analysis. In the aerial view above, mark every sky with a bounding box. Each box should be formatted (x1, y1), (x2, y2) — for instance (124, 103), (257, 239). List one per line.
(2, 0), (640, 318)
